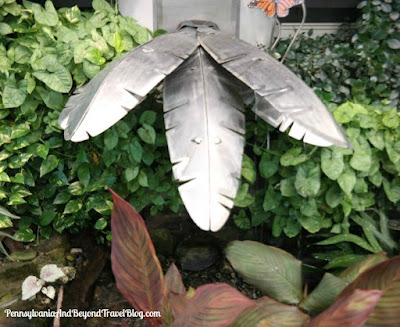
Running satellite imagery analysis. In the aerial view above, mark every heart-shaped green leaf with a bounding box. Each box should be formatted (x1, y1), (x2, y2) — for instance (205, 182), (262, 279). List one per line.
(2, 74), (27, 108)
(40, 155), (59, 177)
(321, 148), (344, 180)
(295, 162), (321, 198)
(33, 56), (72, 93)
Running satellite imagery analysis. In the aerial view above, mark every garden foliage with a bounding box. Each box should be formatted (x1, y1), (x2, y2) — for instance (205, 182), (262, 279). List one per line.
(0, 0), (180, 242)
(237, 100), (399, 260)
(0, 0), (398, 257)
(110, 190), (400, 327)
(226, 240), (400, 326)
(274, 0), (400, 107)
(233, 0), (400, 257)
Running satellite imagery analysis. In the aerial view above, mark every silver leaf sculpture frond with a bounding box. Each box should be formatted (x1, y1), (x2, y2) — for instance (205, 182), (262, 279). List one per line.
(58, 21), (351, 232)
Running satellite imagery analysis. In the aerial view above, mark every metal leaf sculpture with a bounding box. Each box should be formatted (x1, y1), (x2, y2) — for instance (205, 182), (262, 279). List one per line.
(58, 21), (351, 232)
(163, 46), (246, 231)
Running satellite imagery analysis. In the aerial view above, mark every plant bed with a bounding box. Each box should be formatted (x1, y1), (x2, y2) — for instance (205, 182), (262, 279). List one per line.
(0, 1), (399, 325)
(106, 190), (400, 326)
(61, 256), (262, 327)
(1, 0), (399, 267)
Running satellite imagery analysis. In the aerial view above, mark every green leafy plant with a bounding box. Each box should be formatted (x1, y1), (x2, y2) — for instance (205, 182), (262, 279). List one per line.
(0, 205), (20, 228)
(0, 0), (181, 242)
(226, 240), (400, 326)
(0, 0), (398, 267)
(0, 205), (22, 259)
(273, 0), (400, 107)
(110, 189), (400, 326)
(236, 101), (399, 264)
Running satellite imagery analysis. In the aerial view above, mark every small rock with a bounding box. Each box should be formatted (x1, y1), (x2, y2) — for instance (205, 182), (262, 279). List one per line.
(148, 228), (176, 257)
(388, 219), (400, 231)
(33, 233), (69, 254)
(0, 236), (68, 302)
(93, 286), (102, 300)
(65, 253), (75, 262)
(178, 246), (219, 271)
(10, 249), (37, 262)
(62, 266), (76, 279)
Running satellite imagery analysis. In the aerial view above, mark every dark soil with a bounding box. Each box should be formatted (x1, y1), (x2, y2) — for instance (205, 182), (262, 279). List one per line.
(0, 213), (325, 326)
(60, 227), (262, 327)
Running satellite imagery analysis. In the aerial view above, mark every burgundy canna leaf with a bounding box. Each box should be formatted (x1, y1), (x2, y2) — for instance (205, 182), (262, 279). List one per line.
(166, 291), (189, 322)
(172, 283), (255, 326)
(164, 263), (186, 295)
(338, 255), (400, 326)
(305, 289), (382, 327)
(163, 263), (188, 320)
(339, 251), (388, 283)
(231, 296), (310, 326)
(339, 256), (400, 293)
(109, 188), (164, 327)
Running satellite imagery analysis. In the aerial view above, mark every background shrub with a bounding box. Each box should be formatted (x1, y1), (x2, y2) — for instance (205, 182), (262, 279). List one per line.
(273, 0), (400, 108)
(237, 101), (399, 263)
(0, 0), (181, 242)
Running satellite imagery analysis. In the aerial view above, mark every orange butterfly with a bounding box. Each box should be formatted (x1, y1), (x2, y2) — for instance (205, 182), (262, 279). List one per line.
(248, 0), (304, 17)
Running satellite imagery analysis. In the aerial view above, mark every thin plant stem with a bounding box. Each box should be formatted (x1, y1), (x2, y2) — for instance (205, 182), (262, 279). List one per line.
(53, 285), (64, 327)
(281, 3), (307, 64)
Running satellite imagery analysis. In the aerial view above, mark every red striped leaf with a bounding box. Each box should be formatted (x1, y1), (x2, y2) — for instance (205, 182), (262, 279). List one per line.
(339, 251), (388, 283)
(231, 296), (310, 326)
(164, 263), (186, 295)
(167, 292), (189, 321)
(339, 255), (400, 326)
(172, 283), (255, 326)
(162, 295), (175, 326)
(109, 189), (163, 327)
(305, 289), (382, 327)
(163, 263), (188, 323)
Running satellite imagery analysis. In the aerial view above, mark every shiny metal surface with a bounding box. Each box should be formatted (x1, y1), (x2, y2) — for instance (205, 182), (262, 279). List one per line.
(163, 48), (245, 231)
(199, 28), (351, 149)
(58, 28), (199, 142)
(59, 22), (351, 232)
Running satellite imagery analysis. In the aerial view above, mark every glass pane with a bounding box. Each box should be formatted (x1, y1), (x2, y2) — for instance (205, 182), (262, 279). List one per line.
(157, 0), (238, 34)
